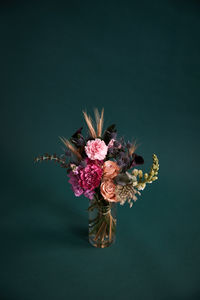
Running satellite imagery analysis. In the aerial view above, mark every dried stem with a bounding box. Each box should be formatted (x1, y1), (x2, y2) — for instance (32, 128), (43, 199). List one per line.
(94, 220), (105, 241)
(34, 153), (69, 168)
(109, 214), (112, 242)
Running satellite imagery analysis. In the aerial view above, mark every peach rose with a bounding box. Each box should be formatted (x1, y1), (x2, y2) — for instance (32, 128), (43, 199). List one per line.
(103, 160), (120, 179)
(100, 179), (118, 202)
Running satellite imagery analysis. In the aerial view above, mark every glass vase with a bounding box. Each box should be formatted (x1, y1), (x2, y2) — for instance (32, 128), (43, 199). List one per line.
(88, 194), (117, 248)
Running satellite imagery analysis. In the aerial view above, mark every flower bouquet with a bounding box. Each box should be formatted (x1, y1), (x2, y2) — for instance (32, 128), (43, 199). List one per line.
(35, 109), (159, 248)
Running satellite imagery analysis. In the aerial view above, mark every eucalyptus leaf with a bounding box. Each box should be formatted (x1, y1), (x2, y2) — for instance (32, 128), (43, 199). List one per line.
(114, 173), (133, 186)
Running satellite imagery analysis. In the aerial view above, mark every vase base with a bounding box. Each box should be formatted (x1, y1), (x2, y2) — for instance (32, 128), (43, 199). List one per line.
(89, 236), (115, 248)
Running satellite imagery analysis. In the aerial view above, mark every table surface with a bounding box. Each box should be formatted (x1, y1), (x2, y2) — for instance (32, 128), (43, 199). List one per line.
(1, 1), (200, 299)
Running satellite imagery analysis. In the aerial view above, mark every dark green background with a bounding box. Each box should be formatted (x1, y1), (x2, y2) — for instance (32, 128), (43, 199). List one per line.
(1, 1), (200, 299)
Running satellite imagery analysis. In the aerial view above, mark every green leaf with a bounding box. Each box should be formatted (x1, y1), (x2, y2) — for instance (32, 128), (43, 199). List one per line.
(114, 173), (133, 186)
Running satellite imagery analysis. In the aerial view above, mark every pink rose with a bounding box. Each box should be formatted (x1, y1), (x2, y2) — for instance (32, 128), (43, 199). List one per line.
(108, 138), (115, 148)
(103, 160), (120, 179)
(85, 138), (108, 160)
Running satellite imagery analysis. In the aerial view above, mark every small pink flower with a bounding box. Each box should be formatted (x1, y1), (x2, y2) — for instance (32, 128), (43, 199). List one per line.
(68, 171), (84, 197)
(85, 138), (108, 161)
(108, 138), (115, 148)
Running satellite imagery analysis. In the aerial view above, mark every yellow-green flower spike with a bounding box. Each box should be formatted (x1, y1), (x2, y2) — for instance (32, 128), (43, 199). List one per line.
(135, 154), (159, 188)
(138, 170), (143, 179)
(132, 169), (139, 176)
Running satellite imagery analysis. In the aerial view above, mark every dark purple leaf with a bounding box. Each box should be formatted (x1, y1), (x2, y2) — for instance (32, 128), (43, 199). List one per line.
(131, 153), (144, 167)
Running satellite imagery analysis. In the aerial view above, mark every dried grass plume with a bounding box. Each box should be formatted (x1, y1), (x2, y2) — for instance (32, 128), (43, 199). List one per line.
(83, 108), (104, 138)
(59, 136), (82, 160)
(83, 111), (97, 138)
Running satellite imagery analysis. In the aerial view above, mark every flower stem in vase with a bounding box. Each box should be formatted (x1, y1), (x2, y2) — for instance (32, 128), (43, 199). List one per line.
(88, 194), (117, 248)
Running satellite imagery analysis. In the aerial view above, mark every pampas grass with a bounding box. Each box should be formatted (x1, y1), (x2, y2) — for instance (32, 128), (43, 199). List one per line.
(95, 108), (104, 137)
(83, 111), (97, 138)
(129, 141), (138, 156)
(59, 136), (82, 160)
(84, 108), (104, 138)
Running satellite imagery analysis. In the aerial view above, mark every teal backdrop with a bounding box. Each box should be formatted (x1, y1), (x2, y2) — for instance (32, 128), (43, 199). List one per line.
(1, 1), (200, 299)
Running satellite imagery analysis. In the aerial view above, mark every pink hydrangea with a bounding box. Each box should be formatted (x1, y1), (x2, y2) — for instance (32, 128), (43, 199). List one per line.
(85, 138), (108, 160)
(68, 159), (103, 199)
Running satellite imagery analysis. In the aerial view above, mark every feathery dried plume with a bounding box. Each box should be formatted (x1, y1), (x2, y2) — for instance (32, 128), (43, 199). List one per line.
(94, 108), (104, 137)
(59, 136), (82, 160)
(129, 140), (137, 156)
(94, 108), (100, 126)
(98, 108), (104, 137)
(83, 111), (97, 138)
